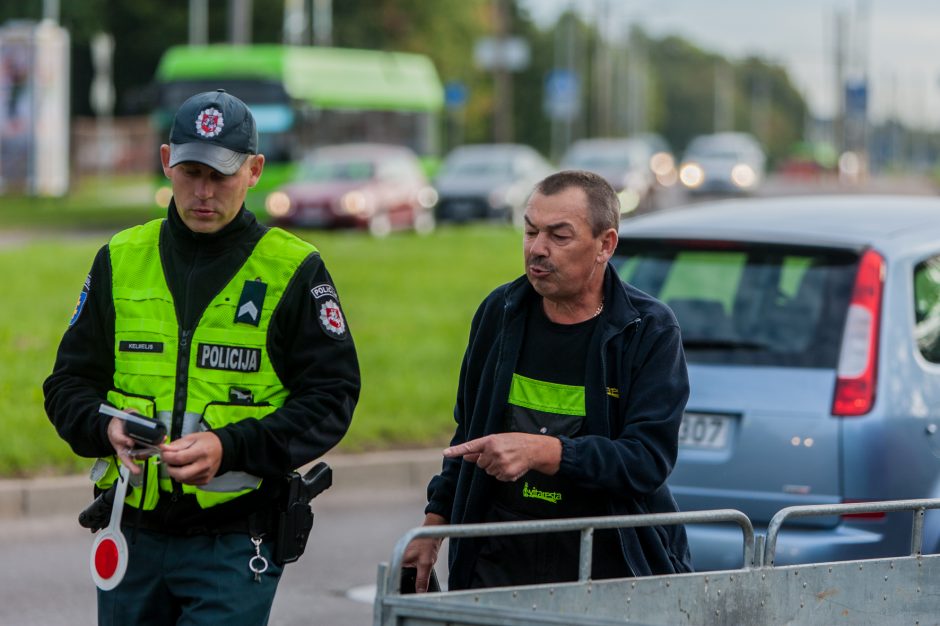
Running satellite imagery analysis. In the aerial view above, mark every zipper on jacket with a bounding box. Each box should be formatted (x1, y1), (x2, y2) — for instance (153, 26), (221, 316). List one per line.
(171, 328), (193, 495)
(599, 316), (641, 578)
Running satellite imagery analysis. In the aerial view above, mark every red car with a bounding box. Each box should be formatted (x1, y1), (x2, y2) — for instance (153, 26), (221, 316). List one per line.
(265, 143), (437, 235)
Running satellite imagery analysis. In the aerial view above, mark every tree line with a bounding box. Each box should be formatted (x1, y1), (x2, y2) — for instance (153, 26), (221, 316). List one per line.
(2, 0), (807, 164)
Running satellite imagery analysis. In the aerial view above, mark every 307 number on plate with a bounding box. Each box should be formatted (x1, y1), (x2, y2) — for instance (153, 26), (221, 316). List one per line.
(678, 412), (732, 449)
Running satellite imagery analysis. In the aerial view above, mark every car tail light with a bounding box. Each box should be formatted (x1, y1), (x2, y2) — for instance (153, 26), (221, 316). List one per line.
(840, 498), (886, 521)
(832, 249), (884, 416)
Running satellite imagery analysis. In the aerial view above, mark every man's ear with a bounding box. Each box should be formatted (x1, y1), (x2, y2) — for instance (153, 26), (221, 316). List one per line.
(159, 145), (172, 178)
(247, 154), (265, 187)
(597, 228), (618, 263)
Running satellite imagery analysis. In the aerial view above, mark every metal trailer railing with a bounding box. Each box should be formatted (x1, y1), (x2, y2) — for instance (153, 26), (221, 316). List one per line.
(373, 498), (940, 626)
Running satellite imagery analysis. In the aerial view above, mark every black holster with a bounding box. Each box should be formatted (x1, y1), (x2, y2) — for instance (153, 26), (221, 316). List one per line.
(273, 462), (332, 566)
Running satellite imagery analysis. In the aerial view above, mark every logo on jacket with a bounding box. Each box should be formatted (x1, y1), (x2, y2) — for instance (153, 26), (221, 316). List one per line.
(311, 283), (347, 339)
(522, 482), (562, 504)
(318, 300), (346, 336)
(195, 107), (224, 138)
(68, 274), (92, 327)
(235, 280), (267, 326)
(197, 343), (261, 372)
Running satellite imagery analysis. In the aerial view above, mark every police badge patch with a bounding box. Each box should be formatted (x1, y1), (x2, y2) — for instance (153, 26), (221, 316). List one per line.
(311, 283), (347, 339)
(318, 300), (346, 336)
(195, 107), (224, 138)
(69, 274), (91, 326)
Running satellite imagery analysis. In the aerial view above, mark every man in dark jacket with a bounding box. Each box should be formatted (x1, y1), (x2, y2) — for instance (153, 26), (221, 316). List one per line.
(404, 170), (692, 591)
(44, 90), (359, 624)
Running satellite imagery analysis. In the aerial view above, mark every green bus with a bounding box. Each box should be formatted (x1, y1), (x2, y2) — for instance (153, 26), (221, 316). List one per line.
(151, 44), (445, 212)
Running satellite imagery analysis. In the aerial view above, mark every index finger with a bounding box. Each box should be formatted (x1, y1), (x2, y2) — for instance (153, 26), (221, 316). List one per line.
(443, 436), (487, 458)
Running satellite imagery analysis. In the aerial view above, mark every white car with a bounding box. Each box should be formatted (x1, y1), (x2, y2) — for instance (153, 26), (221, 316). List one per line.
(679, 132), (766, 195)
(560, 138), (656, 214)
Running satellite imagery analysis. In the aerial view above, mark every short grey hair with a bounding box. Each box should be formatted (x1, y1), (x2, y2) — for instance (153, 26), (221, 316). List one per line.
(532, 170), (620, 236)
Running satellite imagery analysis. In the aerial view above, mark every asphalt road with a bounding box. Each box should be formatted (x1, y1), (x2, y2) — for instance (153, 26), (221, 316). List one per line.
(0, 485), (441, 626)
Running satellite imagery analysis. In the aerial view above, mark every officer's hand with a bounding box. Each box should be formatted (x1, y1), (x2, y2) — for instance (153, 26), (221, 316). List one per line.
(443, 433), (562, 482)
(160, 432), (223, 485)
(402, 513), (446, 593)
(106, 416), (142, 476)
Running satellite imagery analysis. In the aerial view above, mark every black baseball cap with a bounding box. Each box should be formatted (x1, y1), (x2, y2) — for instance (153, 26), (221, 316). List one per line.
(168, 89), (258, 175)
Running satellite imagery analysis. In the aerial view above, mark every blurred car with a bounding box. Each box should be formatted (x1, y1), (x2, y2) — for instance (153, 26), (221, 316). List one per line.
(560, 138), (656, 214)
(679, 132), (766, 195)
(433, 143), (554, 225)
(264, 143), (437, 236)
(613, 195), (940, 571)
(630, 132), (679, 188)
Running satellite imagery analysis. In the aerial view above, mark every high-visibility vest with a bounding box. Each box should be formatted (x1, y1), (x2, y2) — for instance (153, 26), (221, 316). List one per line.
(94, 218), (316, 509)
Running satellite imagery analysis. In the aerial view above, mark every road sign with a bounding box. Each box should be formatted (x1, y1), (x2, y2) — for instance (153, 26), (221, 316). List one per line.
(474, 37), (530, 72)
(544, 69), (580, 121)
(845, 80), (868, 116)
(444, 81), (468, 110)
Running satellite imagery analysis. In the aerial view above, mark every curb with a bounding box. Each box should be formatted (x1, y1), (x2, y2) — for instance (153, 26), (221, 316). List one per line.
(0, 448), (444, 522)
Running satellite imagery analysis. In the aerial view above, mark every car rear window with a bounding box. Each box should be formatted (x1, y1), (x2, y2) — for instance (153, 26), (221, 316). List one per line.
(613, 239), (859, 367)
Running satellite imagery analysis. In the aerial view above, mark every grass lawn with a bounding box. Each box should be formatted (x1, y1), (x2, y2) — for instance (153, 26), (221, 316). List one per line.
(0, 175), (163, 231)
(1, 223), (523, 477)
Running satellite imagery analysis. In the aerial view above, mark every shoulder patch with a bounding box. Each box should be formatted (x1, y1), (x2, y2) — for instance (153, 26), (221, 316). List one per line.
(317, 299), (347, 338)
(311, 283), (337, 300)
(68, 274), (92, 326)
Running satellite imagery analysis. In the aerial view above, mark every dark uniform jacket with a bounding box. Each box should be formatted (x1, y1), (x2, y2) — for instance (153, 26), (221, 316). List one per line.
(425, 264), (693, 589)
(43, 203), (360, 533)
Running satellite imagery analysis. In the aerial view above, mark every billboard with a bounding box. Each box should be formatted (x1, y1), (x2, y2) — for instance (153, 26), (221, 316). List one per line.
(0, 20), (69, 196)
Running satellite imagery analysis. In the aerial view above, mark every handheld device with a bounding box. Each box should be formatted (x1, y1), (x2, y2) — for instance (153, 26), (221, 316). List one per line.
(400, 567), (441, 594)
(99, 404), (167, 446)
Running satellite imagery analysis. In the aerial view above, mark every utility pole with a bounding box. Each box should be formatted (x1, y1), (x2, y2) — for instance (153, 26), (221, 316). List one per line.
(189, 0), (208, 45)
(714, 62), (734, 133)
(833, 8), (847, 154)
(750, 75), (771, 145)
(312, 0), (332, 47)
(283, 0), (305, 45)
(42, 0), (59, 22)
(228, 0), (252, 45)
(593, 0), (612, 137)
(625, 27), (648, 135)
(492, 0), (513, 142)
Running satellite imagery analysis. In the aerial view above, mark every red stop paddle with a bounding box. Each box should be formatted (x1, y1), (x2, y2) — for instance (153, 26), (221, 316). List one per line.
(90, 465), (131, 590)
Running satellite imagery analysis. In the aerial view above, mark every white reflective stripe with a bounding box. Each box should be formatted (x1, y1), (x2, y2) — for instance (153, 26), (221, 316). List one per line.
(200, 471), (261, 492)
(156, 411), (259, 491)
(90, 458), (111, 482)
(181, 412), (204, 436)
(156, 411), (173, 433)
(157, 412), (206, 437)
(156, 411), (204, 482)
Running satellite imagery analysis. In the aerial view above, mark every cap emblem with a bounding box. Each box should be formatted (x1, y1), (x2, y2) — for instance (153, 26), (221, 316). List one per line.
(195, 107), (224, 138)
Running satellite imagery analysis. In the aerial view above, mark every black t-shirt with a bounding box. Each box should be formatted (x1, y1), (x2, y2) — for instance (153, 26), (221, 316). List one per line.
(472, 298), (628, 587)
(516, 300), (597, 385)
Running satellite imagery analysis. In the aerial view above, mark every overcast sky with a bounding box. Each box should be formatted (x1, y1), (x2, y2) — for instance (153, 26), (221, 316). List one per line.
(519, 0), (940, 129)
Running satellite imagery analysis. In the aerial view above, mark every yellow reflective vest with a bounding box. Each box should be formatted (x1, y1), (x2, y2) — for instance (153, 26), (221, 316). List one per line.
(96, 218), (316, 509)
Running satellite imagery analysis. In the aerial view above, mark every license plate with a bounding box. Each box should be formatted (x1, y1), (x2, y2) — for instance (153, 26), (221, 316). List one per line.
(678, 412), (733, 449)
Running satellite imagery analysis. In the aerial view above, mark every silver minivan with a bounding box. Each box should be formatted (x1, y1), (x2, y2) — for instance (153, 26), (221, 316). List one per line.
(613, 195), (940, 570)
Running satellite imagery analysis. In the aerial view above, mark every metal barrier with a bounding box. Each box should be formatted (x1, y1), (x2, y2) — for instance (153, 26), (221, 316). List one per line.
(385, 508), (754, 593)
(374, 499), (940, 626)
(762, 497), (940, 565)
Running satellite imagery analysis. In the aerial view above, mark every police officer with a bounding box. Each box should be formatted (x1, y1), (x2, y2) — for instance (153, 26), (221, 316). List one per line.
(44, 90), (360, 624)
